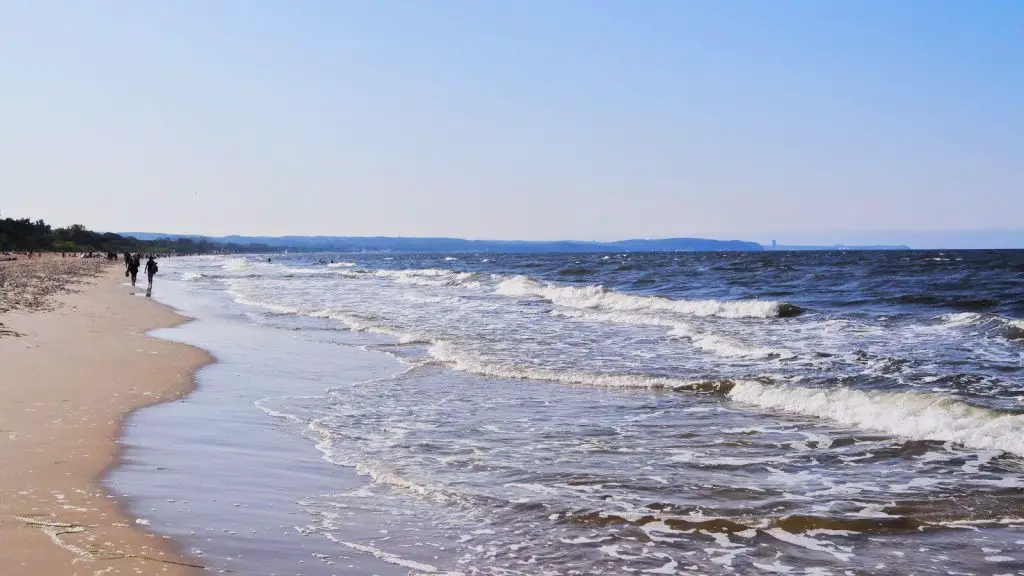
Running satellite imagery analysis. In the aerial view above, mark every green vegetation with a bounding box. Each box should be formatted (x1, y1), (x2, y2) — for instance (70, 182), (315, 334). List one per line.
(0, 216), (269, 254)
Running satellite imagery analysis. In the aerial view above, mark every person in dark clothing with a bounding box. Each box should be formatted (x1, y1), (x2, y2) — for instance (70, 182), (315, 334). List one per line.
(145, 256), (158, 288)
(127, 255), (141, 286)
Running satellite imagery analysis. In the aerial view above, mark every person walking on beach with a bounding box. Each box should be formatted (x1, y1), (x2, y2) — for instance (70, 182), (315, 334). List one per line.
(127, 254), (141, 286)
(145, 256), (158, 288)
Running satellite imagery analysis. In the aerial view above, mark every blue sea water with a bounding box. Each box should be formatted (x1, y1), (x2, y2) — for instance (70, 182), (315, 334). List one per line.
(112, 250), (1024, 575)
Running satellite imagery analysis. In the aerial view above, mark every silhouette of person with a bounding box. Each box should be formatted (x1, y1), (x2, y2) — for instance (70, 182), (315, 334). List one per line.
(127, 255), (141, 286)
(145, 256), (158, 287)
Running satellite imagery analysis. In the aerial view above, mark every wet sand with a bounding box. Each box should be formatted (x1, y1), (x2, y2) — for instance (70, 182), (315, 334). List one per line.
(0, 260), (211, 574)
(108, 280), (413, 575)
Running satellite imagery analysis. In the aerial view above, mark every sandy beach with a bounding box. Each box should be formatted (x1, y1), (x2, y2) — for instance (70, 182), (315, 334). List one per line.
(0, 258), (211, 575)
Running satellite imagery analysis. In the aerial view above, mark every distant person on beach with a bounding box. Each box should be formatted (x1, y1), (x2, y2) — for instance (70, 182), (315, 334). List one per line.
(127, 255), (140, 286)
(145, 256), (158, 288)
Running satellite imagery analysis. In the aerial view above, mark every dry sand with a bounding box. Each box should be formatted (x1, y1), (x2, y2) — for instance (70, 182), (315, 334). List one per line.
(0, 256), (107, 313)
(0, 258), (211, 575)
(0, 256), (106, 337)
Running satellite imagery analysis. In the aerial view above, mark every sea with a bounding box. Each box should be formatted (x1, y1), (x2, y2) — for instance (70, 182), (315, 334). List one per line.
(107, 250), (1024, 575)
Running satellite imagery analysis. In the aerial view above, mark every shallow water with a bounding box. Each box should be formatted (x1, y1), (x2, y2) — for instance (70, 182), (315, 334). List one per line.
(112, 251), (1024, 575)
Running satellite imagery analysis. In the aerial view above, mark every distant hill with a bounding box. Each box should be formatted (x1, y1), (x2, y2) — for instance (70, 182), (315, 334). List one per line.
(119, 234), (764, 253)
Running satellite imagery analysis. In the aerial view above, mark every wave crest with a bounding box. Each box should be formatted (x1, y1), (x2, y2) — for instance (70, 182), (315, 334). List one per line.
(374, 268), (480, 288)
(428, 341), (733, 393)
(937, 312), (1024, 340)
(495, 276), (800, 319)
(727, 381), (1024, 457)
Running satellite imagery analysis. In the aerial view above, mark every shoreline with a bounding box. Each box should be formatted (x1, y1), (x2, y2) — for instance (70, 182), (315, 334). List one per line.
(0, 264), (212, 574)
(99, 284), (214, 574)
(106, 266), (420, 575)
(69, 253), (1024, 574)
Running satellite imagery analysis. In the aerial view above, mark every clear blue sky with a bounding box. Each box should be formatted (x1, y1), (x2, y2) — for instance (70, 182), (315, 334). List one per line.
(1, 1), (1021, 246)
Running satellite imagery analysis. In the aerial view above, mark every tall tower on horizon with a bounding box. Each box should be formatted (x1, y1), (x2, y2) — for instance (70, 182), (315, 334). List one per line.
(771, 239), (777, 249)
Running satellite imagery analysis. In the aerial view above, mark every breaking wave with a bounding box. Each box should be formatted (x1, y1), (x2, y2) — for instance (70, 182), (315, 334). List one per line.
(938, 312), (1024, 340)
(374, 268), (481, 288)
(727, 381), (1024, 457)
(428, 341), (733, 393)
(552, 309), (794, 359)
(495, 276), (801, 319)
(219, 257), (250, 271)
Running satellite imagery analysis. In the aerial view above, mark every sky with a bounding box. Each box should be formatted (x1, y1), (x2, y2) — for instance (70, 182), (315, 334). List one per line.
(1, 1), (1022, 247)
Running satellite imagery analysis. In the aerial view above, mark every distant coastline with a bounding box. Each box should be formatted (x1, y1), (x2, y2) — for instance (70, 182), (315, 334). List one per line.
(8, 216), (966, 255)
(119, 233), (926, 253)
(119, 233), (766, 253)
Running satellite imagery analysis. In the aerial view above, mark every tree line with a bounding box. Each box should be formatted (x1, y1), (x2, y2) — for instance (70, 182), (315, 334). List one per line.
(0, 216), (271, 255)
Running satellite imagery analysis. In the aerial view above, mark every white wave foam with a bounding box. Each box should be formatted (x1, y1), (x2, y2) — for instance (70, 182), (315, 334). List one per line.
(553, 309), (792, 359)
(280, 266), (332, 276)
(496, 276), (790, 319)
(376, 268), (454, 278)
(308, 419), (353, 467)
(325, 269), (367, 279)
(327, 261), (356, 268)
(354, 461), (444, 500)
(428, 341), (729, 392)
(375, 268), (479, 287)
(220, 257), (250, 271)
(939, 312), (986, 327)
(229, 291), (301, 316)
(765, 528), (853, 562)
(936, 312), (1024, 340)
(308, 309), (425, 343)
(254, 397), (306, 423)
(728, 381), (1024, 457)
(227, 284), (428, 343)
(323, 534), (448, 574)
(505, 482), (559, 495)
(180, 272), (203, 281)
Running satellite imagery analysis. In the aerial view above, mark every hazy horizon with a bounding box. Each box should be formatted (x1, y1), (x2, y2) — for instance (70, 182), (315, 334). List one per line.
(4, 209), (1024, 249)
(105, 226), (1021, 251)
(2, 2), (1021, 247)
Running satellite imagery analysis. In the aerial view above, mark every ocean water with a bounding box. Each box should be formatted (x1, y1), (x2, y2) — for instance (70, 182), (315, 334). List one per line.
(116, 251), (1023, 575)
